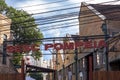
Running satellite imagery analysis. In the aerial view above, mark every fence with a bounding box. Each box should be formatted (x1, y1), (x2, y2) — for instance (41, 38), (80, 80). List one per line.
(93, 71), (120, 80)
(0, 73), (24, 80)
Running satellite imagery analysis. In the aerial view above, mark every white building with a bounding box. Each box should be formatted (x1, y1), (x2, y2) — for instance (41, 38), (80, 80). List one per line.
(36, 57), (50, 80)
(24, 54), (50, 80)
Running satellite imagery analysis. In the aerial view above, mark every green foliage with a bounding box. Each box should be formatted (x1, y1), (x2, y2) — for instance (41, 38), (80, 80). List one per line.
(31, 51), (42, 60)
(0, 0), (8, 13)
(0, 1), (43, 65)
(29, 73), (43, 80)
(12, 52), (23, 65)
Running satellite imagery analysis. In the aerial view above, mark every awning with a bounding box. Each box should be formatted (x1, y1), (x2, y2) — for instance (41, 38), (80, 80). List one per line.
(26, 65), (56, 73)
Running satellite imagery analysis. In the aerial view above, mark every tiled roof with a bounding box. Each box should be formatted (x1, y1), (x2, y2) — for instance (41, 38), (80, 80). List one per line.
(90, 4), (120, 20)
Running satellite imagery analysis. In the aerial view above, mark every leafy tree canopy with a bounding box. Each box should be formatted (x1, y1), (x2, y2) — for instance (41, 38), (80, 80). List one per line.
(0, 0), (43, 64)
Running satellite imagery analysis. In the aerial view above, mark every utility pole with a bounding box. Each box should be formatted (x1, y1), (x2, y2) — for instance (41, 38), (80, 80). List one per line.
(71, 35), (79, 80)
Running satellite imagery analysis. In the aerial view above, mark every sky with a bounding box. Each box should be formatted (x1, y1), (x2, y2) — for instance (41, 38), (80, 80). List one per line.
(5, 0), (115, 60)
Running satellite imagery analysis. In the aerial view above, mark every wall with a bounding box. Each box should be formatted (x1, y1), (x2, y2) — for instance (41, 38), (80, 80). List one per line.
(0, 14), (17, 73)
(0, 14), (11, 44)
(79, 3), (104, 36)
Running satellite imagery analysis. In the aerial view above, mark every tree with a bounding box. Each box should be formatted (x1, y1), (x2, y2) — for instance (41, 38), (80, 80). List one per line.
(0, 0), (8, 14)
(0, 0), (43, 65)
(29, 73), (43, 80)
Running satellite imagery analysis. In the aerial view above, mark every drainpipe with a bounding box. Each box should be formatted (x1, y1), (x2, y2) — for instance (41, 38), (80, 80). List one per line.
(101, 20), (109, 71)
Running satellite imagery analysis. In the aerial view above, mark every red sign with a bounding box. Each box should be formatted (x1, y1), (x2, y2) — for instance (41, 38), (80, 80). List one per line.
(45, 40), (106, 51)
(6, 40), (107, 53)
(7, 44), (40, 53)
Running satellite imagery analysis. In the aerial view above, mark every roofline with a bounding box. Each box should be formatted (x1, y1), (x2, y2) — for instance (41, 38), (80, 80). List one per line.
(82, 2), (106, 20)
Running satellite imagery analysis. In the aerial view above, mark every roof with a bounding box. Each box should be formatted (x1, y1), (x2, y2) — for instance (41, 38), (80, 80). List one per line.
(0, 14), (11, 23)
(90, 4), (120, 20)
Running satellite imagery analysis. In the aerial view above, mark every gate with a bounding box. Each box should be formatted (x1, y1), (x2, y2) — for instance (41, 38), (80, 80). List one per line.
(0, 73), (23, 80)
(93, 71), (120, 80)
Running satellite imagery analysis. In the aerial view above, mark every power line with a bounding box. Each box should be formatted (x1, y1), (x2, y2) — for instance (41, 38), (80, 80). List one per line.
(0, 0), (118, 30)
(0, 13), (117, 33)
(0, 3), (120, 32)
(0, 6), (80, 21)
(0, 3), (118, 27)
(22, 3), (80, 12)
(0, 12), (79, 27)
(41, 23), (79, 31)
(0, 10), (119, 32)
(1, 5), (120, 28)
(1, 13), (117, 32)
(6, 34), (108, 42)
(39, 20), (78, 29)
(37, 17), (78, 26)
(0, 0), (118, 21)
(18, 0), (119, 15)
(16, 0), (70, 9)
(15, 0), (117, 9)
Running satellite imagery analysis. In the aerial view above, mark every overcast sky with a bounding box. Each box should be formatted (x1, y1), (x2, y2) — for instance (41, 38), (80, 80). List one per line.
(5, 0), (116, 60)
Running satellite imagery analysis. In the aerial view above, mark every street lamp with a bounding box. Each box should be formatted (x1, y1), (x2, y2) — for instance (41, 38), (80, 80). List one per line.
(2, 34), (7, 64)
(71, 35), (79, 80)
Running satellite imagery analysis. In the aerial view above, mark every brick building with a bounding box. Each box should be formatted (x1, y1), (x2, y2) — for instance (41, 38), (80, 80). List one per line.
(54, 2), (120, 80)
(78, 2), (120, 80)
(0, 14), (17, 73)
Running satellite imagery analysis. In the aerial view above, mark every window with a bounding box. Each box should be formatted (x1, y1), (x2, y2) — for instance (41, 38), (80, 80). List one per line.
(83, 58), (85, 68)
(102, 48), (106, 64)
(95, 49), (105, 67)
(79, 72), (83, 80)
(72, 63), (75, 74)
(96, 52), (100, 65)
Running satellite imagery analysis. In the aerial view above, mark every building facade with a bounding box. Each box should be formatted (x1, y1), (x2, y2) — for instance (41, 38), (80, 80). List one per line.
(54, 2), (120, 80)
(0, 14), (17, 73)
